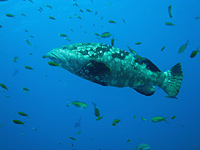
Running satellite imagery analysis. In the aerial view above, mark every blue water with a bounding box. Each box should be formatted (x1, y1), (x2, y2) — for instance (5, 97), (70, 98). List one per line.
(0, 0), (200, 150)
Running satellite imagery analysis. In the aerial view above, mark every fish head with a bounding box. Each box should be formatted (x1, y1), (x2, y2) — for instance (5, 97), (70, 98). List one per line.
(47, 45), (89, 73)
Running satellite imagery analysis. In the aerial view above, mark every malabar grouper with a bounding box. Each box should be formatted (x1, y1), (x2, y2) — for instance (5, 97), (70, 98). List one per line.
(47, 43), (183, 97)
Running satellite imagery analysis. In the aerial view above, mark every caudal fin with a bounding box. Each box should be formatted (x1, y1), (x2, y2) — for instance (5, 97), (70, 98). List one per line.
(161, 63), (183, 97)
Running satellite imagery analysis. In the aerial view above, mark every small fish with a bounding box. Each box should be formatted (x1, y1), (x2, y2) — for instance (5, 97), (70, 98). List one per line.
(48, 61), (59, 66)
(20, 131), (23, 136)
(20, 13), (26, 16)
(161, 46), (166, 51)
(94, 33), (100, 36)
(112, 119), (121, 126)
(46, 4), (52, 9)
(6, 13), (15, 18)
(68, 100), (88, 109)
(92, 102), (100, 117)
(165, 22), (175, 26)
(111, 36), (116, 46)
(127, 139), (130, 142)
(142, 117), (146, 121)
(29, 35), (34, 38)
(33, 127), (37, 131)
(59, 33), (67, 37)
(0, 0), (8, 2)
(108, 20), (116, 24)
(14, 57), (18, 62)
(25, 39), (32, 46)
(171, 116), (176, 120)
(42, 55), (47, 59)
(49, 16), (55, 20)
(0, 123), (5, 127)
(13, 119), (25, 126)
(165, 95), (178, 99)
(101, 32), (112, 38)
(77, 130), (81, 134)
(96, 116), (103, 121)
(5, 96), (10, 98)
(0, 25), (2, 28)
(133, 115), (136, 119)
(86, 8), (92, 12)
(65, 37), (71, 42)
(79, 9), (84, 13)
(168, 5), (172, 18)
(127, 46), (137, 55)
(195, 17), (200, 19)
(101, 16), (104, 20)
(135, 42), (141, 45)
(151, 116), (168, 123)
(25, 66), (33, 70)
(25, 29), (29, 33)
(122, 18), (126, 23)
(106, 3), (112, 6)
(22, 87), (29, 92)
(28, 0), (33, 3)
(178, 40), (189, 54)
(190, 47), (200, 58)
(0, 83), (8, 91)
(95, 11), (98, 15)
(69, 137), (77, 141)
(18, 111), (29, 117)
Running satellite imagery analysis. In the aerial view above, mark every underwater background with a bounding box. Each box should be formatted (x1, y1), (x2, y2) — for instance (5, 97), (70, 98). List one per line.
(0, 0), (200, 150)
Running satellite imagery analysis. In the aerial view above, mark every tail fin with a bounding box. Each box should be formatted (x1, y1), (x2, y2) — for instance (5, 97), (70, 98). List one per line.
(161, 63), (183, 97)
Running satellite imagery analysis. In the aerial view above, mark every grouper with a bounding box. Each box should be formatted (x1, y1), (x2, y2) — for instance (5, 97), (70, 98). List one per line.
(47, 43), (183, 96)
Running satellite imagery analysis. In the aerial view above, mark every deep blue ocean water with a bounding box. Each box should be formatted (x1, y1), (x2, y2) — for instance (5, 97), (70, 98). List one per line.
(0, 0), (200, 150)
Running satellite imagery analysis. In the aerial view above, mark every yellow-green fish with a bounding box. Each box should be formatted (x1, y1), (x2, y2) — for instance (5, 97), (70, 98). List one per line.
(135, 42), (141, 45)
(25, 66), (33, 70)
(0, 25), (2, 28)
(168, 5), (172, 18)
(171, 116), (176, 119)
(151, 116), (168, 123)
(0, 83), (8, 91)
(127, 46), (137, 55)
(161, 45), (166, 51)
(127, 139), (130, 142)
(86, 8), (92, 12)
(0, 123), (5, 127)
(22, 87), (29, 92)
(94, 33), (100, 36)
(13, 119), (25, 126)
(111, 36), (116, 46)
(18, 111), (29, 117)
(20, 13), (26, 17)
(14, 57), (18, 62)
(101, 32), (112, 38)
(79, 9), (84, 12)
(29, 35), (34, 38)
(48, 61), (59, 66)
(178, 40), (189, 54)
(68, 100), (88, 109)
(195, 17), (200, 19)
(49, 16), (55, 20)
(46, 4), (52, 9)
(92, 102), (100, 117)
(42, 55), (47, 59)
(77, 130), (81, 134)
(108, 20), (116, 24)
(123, 18), (126, 23)
(65, 37), (71, 42)
(25, 39), (32, 46)
(6, 13), (15, 18)
(133, 115), (136, 119)
(142, 117), (146, 121)
(69, 137), (77, 141)
(59, 33), (67, 37)
(112, 119), (121, 126)
(165, 22), (175, 26)
(96, 116), (103, 121)
(190, 47), (200, 58)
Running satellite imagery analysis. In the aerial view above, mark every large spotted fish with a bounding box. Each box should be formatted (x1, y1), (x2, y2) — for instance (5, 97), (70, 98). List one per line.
(47, 43), (183, 96)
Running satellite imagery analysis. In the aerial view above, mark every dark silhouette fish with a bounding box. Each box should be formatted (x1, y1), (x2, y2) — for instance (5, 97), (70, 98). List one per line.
(47, 43), (183, 97)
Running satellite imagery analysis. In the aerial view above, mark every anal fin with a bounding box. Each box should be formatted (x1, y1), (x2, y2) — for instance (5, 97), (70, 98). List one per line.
(134, 85), (155, 96)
